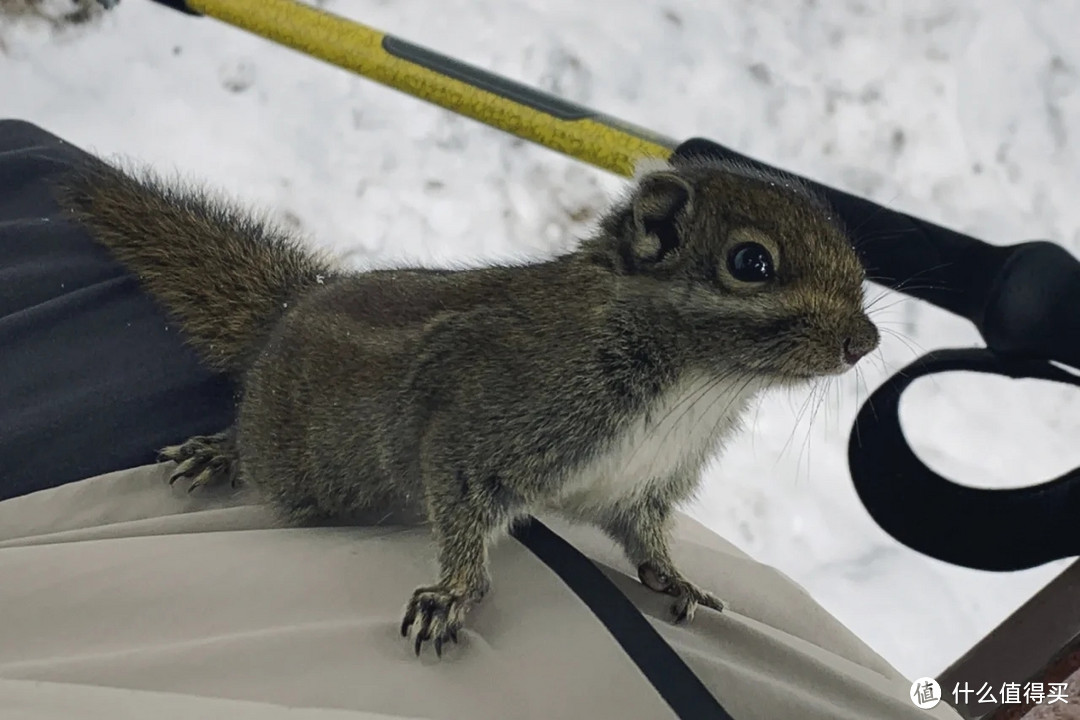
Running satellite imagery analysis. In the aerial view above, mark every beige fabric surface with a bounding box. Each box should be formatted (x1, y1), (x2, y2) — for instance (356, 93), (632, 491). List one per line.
(0, 463), (963, 720)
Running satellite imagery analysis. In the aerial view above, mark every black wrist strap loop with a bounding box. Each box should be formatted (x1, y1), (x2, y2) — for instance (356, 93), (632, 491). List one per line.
(849, 348), (1080, 571)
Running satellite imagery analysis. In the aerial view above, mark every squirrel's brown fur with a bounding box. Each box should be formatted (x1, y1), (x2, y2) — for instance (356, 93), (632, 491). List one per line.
(56, 154), (879, 657)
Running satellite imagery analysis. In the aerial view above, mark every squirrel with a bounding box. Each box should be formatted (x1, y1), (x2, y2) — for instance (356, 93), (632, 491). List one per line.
(56, 152), (879, 658)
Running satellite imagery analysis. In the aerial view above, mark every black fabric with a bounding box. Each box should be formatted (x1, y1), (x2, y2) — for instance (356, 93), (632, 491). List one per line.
(0, 119), (237, 500)
(511, 518), (734, 720)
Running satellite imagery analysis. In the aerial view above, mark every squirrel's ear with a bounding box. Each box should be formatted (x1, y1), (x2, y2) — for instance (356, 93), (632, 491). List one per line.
(630, 172), (694, 264)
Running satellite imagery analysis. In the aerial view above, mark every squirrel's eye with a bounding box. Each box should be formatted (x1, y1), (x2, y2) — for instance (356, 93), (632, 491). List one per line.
(727, 242), (775, 282)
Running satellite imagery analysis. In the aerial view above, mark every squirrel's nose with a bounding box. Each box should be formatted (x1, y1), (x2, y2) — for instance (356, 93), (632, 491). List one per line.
(842, 338), (867, 365)
(842, 320), (880, 366)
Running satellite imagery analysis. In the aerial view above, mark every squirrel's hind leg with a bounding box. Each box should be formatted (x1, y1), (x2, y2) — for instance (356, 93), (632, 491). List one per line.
(159, 427), (239, 492)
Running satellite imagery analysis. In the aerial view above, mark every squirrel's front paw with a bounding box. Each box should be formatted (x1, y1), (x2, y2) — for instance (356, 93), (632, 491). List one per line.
(637, 561), (728, 623)
(400, 585), (473, 658)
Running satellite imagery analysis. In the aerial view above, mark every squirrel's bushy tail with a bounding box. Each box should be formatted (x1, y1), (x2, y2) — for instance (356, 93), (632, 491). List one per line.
(58, 159), (337, 374)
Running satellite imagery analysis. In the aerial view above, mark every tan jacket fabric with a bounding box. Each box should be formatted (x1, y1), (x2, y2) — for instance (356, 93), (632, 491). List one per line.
(0, 463), (962, 720)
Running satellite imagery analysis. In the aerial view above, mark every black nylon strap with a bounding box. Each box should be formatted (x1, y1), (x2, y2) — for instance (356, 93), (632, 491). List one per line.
(511, 517), (735, 720)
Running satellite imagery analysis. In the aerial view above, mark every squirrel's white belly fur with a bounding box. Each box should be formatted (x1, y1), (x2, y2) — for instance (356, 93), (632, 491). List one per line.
(553, 372), (763, 513)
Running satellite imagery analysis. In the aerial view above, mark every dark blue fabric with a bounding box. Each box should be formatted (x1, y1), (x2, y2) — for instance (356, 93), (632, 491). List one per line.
(0, 119), (237, 500)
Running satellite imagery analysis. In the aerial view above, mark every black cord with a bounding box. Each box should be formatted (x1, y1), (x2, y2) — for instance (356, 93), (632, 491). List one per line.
(511, 517), (736, 720)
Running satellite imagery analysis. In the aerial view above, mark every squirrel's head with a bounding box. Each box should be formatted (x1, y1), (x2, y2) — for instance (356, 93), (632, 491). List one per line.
(589, 156), (879, 382)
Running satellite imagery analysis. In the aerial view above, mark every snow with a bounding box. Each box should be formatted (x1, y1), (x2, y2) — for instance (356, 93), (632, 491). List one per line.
(2, 0), (1079, 682)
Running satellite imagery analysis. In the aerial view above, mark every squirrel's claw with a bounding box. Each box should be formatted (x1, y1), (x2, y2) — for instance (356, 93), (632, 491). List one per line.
(670, 581), (728, 623)
(414, 627), (429, 656)
(638, 561), (729, 623)
(401, 585), (470, 659)
(159, 431), (238, 492)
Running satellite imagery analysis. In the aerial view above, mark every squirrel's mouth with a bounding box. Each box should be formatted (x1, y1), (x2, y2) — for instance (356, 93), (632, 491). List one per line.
(727, 366), (818, 386)
(757, 328), (878, 381)
(760, 361), (854, 384)
(771, 371), (823, 385)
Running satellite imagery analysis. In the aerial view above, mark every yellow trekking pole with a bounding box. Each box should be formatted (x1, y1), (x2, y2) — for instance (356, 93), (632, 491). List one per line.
(150, 0), (676, 177)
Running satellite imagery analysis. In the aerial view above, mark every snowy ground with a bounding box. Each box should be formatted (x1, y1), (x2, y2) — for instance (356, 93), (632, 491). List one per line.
(2, 0), (1078, 680)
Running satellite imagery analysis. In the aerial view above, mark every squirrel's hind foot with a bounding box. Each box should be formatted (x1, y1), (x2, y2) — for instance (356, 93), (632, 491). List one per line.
(159, 430), (239, 492)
